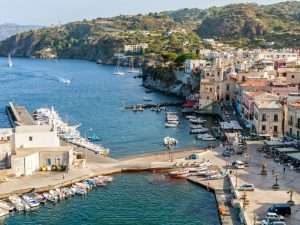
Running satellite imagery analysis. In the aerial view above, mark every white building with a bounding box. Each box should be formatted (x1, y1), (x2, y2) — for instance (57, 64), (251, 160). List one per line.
(184, 59), (207, 74)
(12, 125), (60, 151)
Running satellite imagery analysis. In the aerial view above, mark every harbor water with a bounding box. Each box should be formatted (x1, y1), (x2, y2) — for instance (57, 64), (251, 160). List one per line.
(4, 173), (220, 225)
(0, 58), (217, 158)
(0, 58), (220, 225)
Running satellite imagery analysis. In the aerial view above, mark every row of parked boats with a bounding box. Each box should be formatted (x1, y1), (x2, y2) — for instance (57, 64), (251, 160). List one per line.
(165, 112), (180, 128)
(168, 160), (223, 180)
(0, 176), (113, 217)
(33, 107), (110, 155)
(186, 115), (216, 141)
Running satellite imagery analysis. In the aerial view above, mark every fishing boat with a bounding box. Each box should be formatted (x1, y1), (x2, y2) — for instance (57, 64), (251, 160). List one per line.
(113, 55), (125, 76)
(190, 124), (204, 129)
(7, 54), (13, 68)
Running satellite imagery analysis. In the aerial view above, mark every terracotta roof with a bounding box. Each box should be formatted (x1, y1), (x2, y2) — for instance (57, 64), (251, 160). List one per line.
(289, 100), (300, 108)
(240, 79), (268, 87)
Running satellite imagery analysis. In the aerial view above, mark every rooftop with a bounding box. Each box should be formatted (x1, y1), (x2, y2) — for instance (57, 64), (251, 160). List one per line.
(240, 79), (268, 88)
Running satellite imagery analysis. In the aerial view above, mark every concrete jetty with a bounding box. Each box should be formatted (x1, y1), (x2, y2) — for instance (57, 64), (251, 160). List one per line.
(188, 176), (240, 225)
(6, 102), (35, 127)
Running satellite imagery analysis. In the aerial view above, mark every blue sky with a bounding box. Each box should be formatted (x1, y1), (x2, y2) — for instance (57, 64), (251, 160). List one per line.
(0, 0), (288, 25)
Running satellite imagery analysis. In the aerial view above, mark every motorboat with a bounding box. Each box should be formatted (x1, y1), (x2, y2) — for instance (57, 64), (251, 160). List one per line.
(143, 97), (152, 102)
(165, 123), (178, 128)
(186, 115), (197, 120)
(196, 133), (216, 141)
(87, 133), (101, 142)
(190, 124), (204, 129)
(22, 194), (40, 208)
(189, 118), (206, 124)
(190, 128), (209, 134)
(8, 195), (25, 211)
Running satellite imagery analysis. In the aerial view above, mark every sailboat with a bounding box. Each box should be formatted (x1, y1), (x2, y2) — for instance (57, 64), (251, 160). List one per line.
(127, 57), (140, 74)
(113, 55), (125, 76)
(8, 54), (13, 68)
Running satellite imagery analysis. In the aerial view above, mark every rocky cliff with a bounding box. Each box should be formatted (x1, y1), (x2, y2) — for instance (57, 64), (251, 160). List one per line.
(142, 65), (200, 97)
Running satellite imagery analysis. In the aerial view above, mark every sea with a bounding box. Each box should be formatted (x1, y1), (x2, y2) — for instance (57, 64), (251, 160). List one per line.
(0, 58), (220, 225)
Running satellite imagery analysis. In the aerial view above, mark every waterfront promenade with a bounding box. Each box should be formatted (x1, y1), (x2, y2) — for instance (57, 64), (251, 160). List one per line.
(0, 148), (205, 199)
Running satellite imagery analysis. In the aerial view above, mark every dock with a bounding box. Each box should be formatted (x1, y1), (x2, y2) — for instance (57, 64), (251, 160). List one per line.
(125, 101), (183, 110)
(6, 102), (35, 127)
(187, 176), (241, 225)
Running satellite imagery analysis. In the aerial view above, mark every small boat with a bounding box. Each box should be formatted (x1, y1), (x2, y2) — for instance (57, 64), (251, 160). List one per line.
(190, 128), (209, 134)
(22, 195), (40, 208)
(196, 133), (216, 141)
(143, 97), (152, 102)
(165, 123), (178, 128)
(8, 195), (24, 211)
(189, 118), (206, 124)
(186, 115), (197, 120)
(87, 133), (101, 142)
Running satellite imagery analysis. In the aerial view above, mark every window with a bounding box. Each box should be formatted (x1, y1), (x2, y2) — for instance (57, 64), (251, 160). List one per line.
(262, 114), (267, 122)
(274, 114), (278, 122)
(292, 75), (295, 79)
(226, 84), (230, 91)
(290, 128), (293, 136)
(274, 126), (278, 133)
(262, 125), (266, 131)
(209, 88), (213, 92)
(29, 136), (33, 141)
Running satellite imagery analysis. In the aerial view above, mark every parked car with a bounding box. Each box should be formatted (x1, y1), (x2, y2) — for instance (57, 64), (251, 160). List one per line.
(222, 151), (231, 157)
(268, 204), (291, 216)
(265, 212), (285, 221)
(238, 184), (255, 191)
(269, 221), (287, 225)
(232, 160), (245, 169)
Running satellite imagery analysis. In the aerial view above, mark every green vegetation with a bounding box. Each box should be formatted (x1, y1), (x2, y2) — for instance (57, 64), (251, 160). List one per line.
(1, 1), (300, 62)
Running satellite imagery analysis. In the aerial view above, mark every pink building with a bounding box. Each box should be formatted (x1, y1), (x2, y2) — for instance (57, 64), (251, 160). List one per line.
(270, 80), (299, 97)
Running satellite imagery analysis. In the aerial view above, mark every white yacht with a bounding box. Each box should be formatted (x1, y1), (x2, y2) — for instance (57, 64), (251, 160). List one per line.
(8, 54), (13, 68)
(113, 55), (125, 76)
(127, 57), (140, 74)
(164, 136), (178, 146)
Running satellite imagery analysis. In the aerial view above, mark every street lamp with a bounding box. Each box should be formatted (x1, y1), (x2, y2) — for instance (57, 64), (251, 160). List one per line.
(164, 137), (177, 162)
(260, 161), (267, 176)
(272, 173), (280, 190)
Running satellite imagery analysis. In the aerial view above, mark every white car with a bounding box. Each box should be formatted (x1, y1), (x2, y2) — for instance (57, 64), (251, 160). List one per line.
(238, 184), (255, 191)
(261, 212), (285, 225)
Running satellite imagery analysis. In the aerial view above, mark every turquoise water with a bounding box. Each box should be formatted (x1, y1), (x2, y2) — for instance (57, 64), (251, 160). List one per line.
(4, 173), (220, 225)
(0, 58), (220, 225)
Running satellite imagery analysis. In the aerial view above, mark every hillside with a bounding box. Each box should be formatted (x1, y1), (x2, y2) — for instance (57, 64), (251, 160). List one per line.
(0, 23), (42, 41)
(1, 1), (300, 61)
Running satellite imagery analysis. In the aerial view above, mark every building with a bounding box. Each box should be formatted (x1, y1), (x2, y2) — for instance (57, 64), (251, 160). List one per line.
(253, 98), (284, 138)
(124, 43), (148, 54)
(12, 125), (60, 151)
(11, 146), (73, 177)
(287, 100), (300, 139)
(184, 59), (207, 74)
(0, 129), (13, 169)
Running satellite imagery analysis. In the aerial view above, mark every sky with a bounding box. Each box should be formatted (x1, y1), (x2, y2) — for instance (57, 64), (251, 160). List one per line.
(0, 0), (290, 26)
